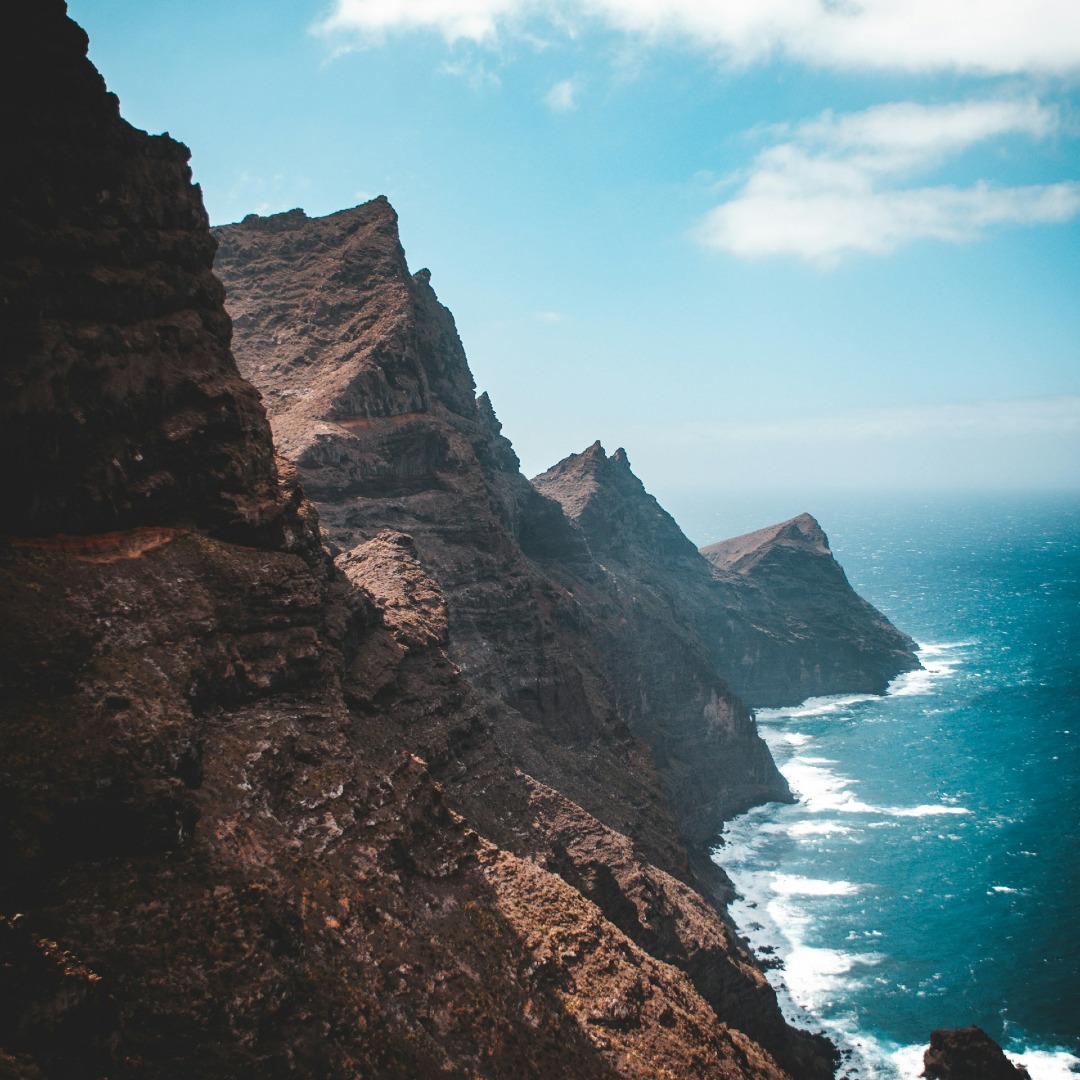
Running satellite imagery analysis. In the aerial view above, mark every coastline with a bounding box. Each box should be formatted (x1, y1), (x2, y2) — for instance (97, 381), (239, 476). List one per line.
(713, 644), (1080, 1079)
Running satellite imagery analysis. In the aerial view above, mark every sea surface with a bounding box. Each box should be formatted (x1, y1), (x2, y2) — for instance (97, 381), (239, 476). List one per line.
(685, 492), (1079, 1080)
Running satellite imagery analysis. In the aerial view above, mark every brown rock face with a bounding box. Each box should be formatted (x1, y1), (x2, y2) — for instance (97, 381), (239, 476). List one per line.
(213, 201), (791, 856)
(922, 1026), (1032, 1079)
(1, 4), (839, 1078)
(214, 203), (838, 1077)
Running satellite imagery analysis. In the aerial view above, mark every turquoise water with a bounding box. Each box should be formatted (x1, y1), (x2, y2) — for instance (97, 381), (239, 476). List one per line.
(689, 493), (1080, 1079)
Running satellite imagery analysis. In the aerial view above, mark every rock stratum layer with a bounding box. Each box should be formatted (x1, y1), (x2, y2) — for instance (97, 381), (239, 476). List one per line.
(1, 4), (918, 1077)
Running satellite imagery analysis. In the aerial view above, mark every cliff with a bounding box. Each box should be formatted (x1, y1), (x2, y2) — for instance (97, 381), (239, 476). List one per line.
(212, 201), (791, 855)
(0, 4), (839, 1077)
(532, 449), (919, 709)
(701, 514), (920, 706)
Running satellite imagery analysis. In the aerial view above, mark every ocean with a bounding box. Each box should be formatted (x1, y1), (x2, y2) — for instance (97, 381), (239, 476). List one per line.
(681, 491), (1080, 1080)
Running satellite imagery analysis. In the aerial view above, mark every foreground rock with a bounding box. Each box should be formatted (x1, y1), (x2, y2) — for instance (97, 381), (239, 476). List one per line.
(922, 1026), (1032, 1079)
(1, 3), (836, 1077)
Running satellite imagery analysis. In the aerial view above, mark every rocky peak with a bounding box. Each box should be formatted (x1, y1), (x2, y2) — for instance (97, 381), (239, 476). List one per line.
(532, 442), (700, 563)
(1, 0), (286, 545)
(701, 512), (831, 574)
(473, 390), (522, 474)
(211, 198), (477, 454)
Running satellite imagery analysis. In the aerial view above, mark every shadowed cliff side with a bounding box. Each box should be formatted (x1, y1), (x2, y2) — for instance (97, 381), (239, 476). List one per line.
(533, 448), (920, 710)
(0, 6), (289, 548)
(701, 514), (920, 706)
(1, 5), (834, 1078)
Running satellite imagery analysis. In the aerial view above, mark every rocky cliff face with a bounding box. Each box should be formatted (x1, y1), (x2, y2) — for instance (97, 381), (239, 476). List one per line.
(0, 5), (286, 548)
(1, 4), (841, 1078)
(534, 448), (919, 710)
(701, 514), (920, 706)
(213, 202), (792, 856)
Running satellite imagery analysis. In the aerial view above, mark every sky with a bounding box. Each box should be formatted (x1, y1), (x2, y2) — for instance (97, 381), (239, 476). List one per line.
(69, 0), (1080, 513)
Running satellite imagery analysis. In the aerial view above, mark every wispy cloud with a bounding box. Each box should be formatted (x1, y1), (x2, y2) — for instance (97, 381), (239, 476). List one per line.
(314, 0), (1080, 76)
(697, 99), (1080, 264)
(543, 77), (580, 110)
(438, 56), (503, 89)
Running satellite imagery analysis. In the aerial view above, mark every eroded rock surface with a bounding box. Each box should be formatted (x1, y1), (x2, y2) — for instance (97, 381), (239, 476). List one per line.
(1, 3), (839, 1077)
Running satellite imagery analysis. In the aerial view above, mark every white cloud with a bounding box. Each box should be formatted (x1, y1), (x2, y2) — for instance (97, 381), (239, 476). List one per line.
(697, 99), (1080, 263)
(314, 0), (1080, 76)
(543, 77), (580, 110)
(439, 56), (503, 89)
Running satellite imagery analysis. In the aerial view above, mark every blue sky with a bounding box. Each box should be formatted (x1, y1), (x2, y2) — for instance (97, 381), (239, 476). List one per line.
(69, 0), (1080, 506)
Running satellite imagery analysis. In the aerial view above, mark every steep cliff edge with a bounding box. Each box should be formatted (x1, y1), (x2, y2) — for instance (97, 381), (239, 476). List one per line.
(1, 4), (834, 1077)
(533, 448), (919, 710)
(214, 201), (836, 1077)
(0, 6), (286, 548)
(213, 201), (792, 855)
(701, 514), (920, 706)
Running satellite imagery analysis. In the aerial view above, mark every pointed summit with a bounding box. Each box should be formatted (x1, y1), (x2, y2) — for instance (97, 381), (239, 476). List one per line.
(702, 512), (831, 574)
(532, 444), (698, 563)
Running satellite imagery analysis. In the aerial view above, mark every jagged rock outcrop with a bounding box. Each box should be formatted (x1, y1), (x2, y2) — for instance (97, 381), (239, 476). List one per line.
(922, 1026), (1032, 1079)
(533, 446), (919, 710)
(213, 200), (792, 856)
(214, 202), (837, 1077)
(1, 4), (837, 1078)
(701, 513), (920, 705)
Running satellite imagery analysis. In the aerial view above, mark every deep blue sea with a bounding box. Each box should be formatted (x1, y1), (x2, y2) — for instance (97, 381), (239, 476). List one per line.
(680, 492), (1080, 1080)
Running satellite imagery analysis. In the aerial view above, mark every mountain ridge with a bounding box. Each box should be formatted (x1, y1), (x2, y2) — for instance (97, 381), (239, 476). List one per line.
(2, 5), (921, 1074)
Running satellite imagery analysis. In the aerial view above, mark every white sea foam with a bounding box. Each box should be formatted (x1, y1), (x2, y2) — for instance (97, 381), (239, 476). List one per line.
(758, 692), (878, 722)
(782, 945), (882, 1003)
(1006, 1047), (1080, 1079)
(882, 803), (971, 818)
(778, 731), (814, 746)
(885, 640), (970, 697)
(771, 874), (860, 896)
(886, 1041), (929, 1078)
(787, 819), (853, 837)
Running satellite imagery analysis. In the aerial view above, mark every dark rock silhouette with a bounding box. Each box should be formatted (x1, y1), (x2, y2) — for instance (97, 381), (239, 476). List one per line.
(923, 1026), (1032, 1079)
